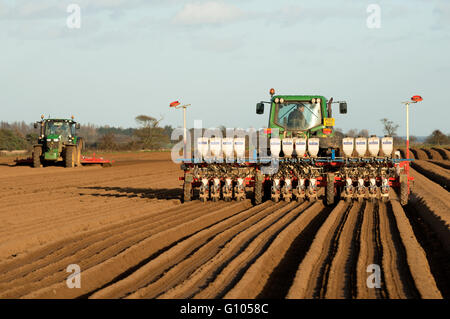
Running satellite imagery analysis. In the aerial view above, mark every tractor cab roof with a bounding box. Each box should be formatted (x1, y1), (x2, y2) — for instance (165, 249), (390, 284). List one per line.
(272, 95), (327, 102)
(43, 118), (77, 123)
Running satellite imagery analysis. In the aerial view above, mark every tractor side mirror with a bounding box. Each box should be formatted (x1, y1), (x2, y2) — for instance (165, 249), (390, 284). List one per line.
(339, 102), (347, 114)
(256, 102), (264, 114)
(34, 122), (38, 129)
(75, 123), (81, 129)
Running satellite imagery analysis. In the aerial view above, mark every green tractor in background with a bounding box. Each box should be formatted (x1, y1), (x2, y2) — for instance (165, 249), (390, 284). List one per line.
(32, 116), (84, 168)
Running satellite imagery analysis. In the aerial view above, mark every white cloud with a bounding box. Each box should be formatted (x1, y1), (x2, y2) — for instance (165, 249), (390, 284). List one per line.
(173, 1), (244, 25)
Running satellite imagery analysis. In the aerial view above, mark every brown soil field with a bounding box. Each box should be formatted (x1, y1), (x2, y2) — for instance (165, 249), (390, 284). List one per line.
(410, 148), (430, 160)
(422, 148), (443, 161)
(396, 148), (410, 159)
(429, 160), (450, 170)
(0, 152), (448, 299)
(432, 148), (450, 160)
(411, 160), (450, 190)
(397, 147), (449, 161)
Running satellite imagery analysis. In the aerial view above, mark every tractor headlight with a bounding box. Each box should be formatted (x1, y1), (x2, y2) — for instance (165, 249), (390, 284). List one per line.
(53, 139), (59, 142)
(274, 98), (280, 104)
(47, 139), (51, 142)
(279, 98), (285, 103)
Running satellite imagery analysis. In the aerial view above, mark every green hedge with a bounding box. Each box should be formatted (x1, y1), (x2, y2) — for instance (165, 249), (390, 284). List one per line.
(0, 129), (29, 151)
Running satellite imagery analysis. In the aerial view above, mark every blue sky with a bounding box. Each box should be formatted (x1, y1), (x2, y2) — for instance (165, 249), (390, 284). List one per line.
(0, 0), (449, 136)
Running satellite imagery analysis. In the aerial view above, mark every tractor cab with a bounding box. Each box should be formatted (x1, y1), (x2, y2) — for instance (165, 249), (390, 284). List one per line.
(257, 89), (347, 138)
(41, 120), (78, 143)
(270, 96), (327, 137)
(35, 118), (81, 143)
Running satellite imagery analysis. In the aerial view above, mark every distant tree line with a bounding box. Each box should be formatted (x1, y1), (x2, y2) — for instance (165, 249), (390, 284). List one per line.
(425, 130), (449, 145)
(0, 118), (175, 152)
(0, 118), (449, 151)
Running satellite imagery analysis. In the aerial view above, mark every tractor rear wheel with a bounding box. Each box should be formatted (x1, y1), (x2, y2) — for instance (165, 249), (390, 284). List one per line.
(65, 146), (76, 168)
(326, 173), (335, 206)
(32, 146), (42, 168)
(400, 174), (408, 206)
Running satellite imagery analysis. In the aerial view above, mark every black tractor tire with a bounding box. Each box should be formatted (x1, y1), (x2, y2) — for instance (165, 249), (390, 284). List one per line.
(254, 173), (263, 205)
(326, 173), (335, 206)
(32, 146), (42, 168)
(64, 145), (76, 168)
(400, 174), (408, 206)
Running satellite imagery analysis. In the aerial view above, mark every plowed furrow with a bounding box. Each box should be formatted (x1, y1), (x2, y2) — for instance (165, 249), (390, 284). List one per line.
(428, 160), (450, 170)
(287, 201), (349, 298)
(403, 202), (450, 298)
(378, 202), (418, 298)
(356, 202), (385, 299)
(0, 197), (163, 237)
(0, 169), (178, 205)
(158, 202), (296, 299)
(192, 201), (308, 299)
(389, 197), (442, 298)
(324, 202), (363, 299)
(411, 148), (430, 160)
(0, 202), (185, 264)
(408, 168), (450, 255)
(411, 160), (450, 190)
(308, 202), (354, 298)
(91, 201), (277, 298)
(0, 200), (185, 259)
(423, 148), (443, 161)
(0, 202), (230, 298)
(20, 201), (252, 298)
(397, 148), (414, 160)
(431, 148), (448, 160)
(0, 201), (205, 283)
(224, 201), (326, 299)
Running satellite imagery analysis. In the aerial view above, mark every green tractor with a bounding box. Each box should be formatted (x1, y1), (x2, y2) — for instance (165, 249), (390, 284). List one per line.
(32, 116), (84, 168)
(181, 88), (411, 205)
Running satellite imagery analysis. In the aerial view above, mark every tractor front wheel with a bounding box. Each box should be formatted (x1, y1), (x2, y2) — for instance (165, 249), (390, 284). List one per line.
(65, 146), (76, 168)
(32, 146), (42, 168)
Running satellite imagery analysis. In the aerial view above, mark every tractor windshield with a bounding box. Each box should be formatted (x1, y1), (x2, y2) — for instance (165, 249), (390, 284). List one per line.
(275, 101), (322, 131)
(45, 121), (72, 139)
